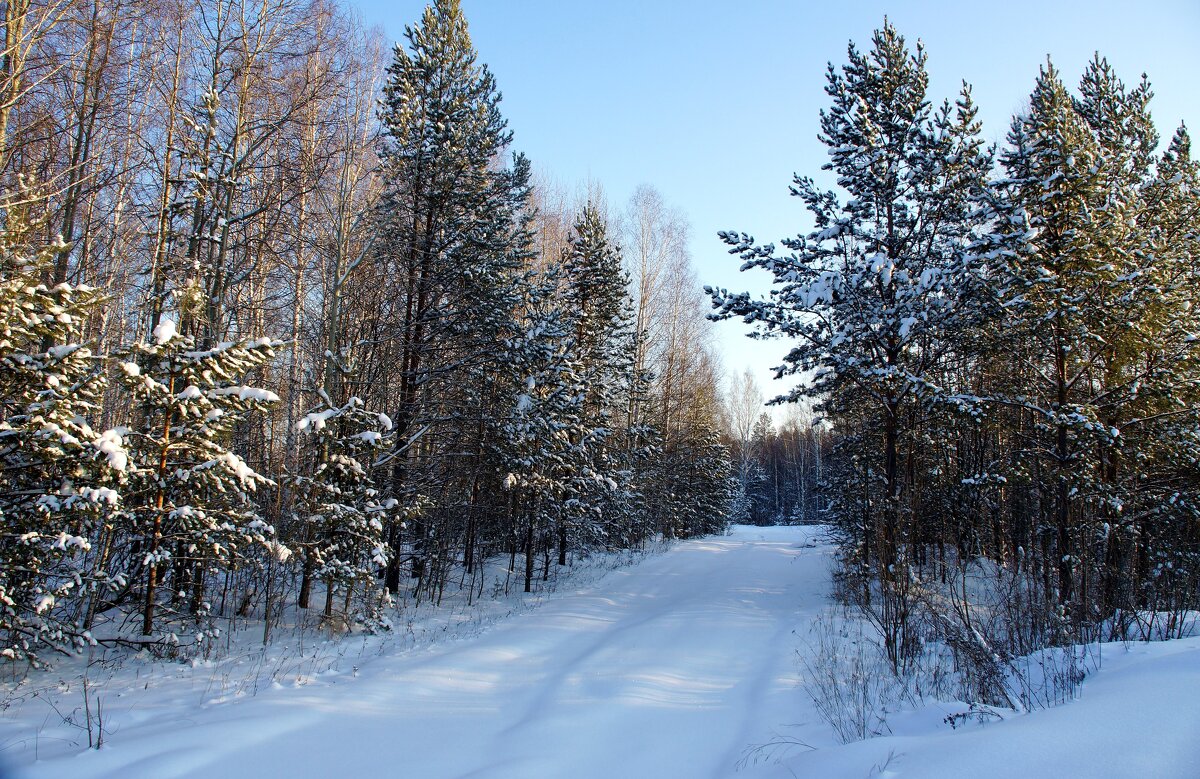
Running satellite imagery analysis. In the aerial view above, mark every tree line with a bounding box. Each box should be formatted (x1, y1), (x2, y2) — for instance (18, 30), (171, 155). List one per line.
(711, 22), (1199, 677)
(0, 0), (733, 667)
(724, 370), (829, 526)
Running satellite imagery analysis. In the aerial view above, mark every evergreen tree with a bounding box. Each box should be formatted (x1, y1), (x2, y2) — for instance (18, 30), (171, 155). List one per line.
(119, 319), (281, 637)
(499, 269), (587, 591)
(374, 0), (526, 592)
(981, 60), (1200, 626)
(292, 396), (397, 625)
(0, 207), (125, 664)
(709, 22), (990, 635)
(674, 430), (737, 538)
(558, 204), (638, 559)
(455, 153), (540, 586)
(562, 204), (630, 367)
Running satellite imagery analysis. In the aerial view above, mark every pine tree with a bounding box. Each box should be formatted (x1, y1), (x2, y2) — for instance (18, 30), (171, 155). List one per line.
(119, 319), (281, 638)
(374, 0), (526, 593)
(562, 204), (630, 368)
(454, 152), (539, 586)
(675, 430), (736, 538)
(499, 269), (587, 591)
(292, 396), (396, 626)
(709, 22), (990, 632)
(953, 55), (1200, 641)
(0, 204), (125, 664)
(558, 204), (638, 559)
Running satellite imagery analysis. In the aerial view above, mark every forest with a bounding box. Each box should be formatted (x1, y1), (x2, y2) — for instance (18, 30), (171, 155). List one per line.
(0, 0), (734, 666)
(711, 21), (1200, 693)
(0, 0), (1197, 768)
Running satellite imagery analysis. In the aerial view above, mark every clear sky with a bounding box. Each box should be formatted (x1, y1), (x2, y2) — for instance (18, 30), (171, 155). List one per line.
(351, 0), (1200, 409)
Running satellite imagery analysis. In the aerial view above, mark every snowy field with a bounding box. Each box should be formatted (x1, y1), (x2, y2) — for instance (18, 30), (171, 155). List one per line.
(2, 525), (1198, 778)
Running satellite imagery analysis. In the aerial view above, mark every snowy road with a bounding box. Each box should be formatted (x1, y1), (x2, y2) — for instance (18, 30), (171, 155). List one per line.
(13, 524), (1198, 778)
(26, 526), (827, 779)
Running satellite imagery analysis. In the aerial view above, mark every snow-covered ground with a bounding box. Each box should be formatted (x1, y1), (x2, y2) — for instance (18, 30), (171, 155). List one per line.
(2, 525), (1197, 778)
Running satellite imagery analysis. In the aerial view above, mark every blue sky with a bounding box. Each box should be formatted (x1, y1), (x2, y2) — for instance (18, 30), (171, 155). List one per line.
(352, 0), (1200, 406)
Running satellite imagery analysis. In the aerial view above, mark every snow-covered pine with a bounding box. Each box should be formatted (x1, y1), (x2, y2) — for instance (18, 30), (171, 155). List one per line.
(117, 319), (281, 637)
(557, 204), (641, 555)
(1142, 124), (1200, 619)
(496, 268), (589, 592)
(661, 428), (736, 540)
(977, 59), (1200, 625)
(0, 205), (126, 665)
(291, 396), (396, 627)
(708, 22), (991, 617)
(373, 0), (531, 597)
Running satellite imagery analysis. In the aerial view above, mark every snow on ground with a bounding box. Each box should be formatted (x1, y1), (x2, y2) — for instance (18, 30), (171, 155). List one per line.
(2, 525), (1198, 778)
(742, 634), (1200, 779)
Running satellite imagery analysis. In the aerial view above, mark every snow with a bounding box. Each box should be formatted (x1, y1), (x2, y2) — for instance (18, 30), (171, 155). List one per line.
(745, 637), (1200, 779)
(215, 451), (259, 487)
(92, 428), (128, 472)
(210, 386), (281, 403)
(47, 344), (81, 360)
(1, 526), (1196, 778)
(78, 486), (120, 505)
(152, 318), (177, 345)
(297, 408), (338, 432)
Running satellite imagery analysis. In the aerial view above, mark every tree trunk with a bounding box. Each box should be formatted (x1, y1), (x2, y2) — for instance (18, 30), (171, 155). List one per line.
(524, 510), (535, 594)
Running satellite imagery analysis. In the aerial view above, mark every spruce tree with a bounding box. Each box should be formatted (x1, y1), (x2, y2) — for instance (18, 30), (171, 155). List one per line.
(558, 204), (638, 559)
(292, 396), (396, 626)
(499, 269), (587, 591)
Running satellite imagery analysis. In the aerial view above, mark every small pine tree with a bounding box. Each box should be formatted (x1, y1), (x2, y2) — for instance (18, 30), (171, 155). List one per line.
(292, 395), (396, 627)
(119, 318), (280, 638)
(0, 202), (126, 665)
